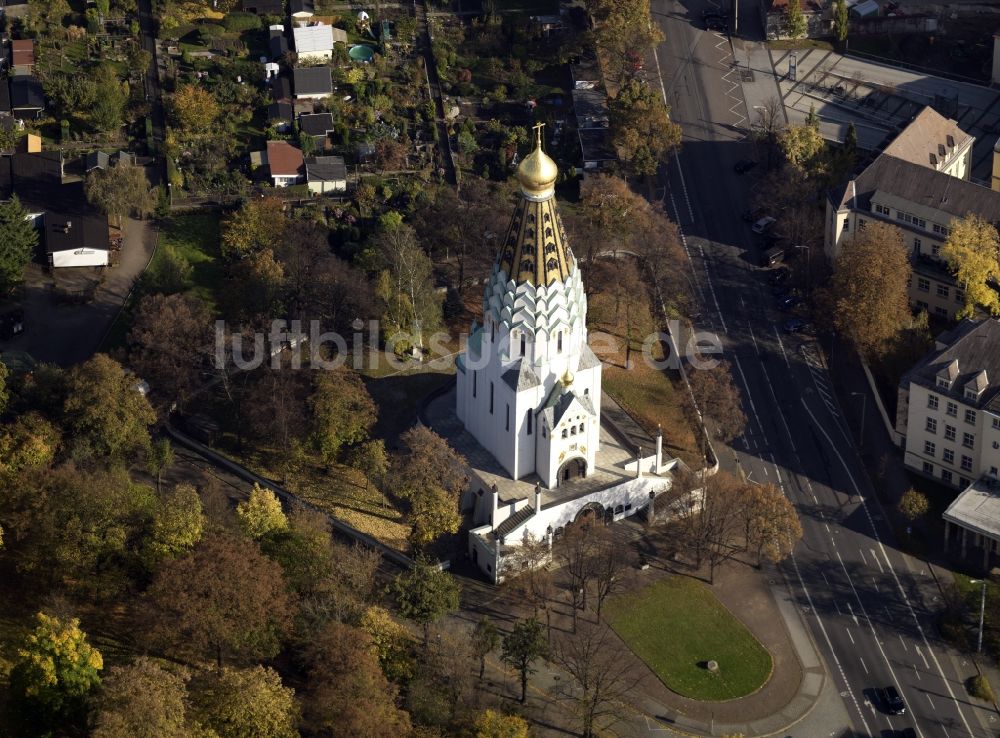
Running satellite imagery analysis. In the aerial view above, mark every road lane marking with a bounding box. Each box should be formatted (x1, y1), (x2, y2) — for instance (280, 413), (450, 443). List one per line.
(774, 326), (790, 367)
(801, 397), (973, 735)
(846, 628), (855, 644)
(859, 656), (868, 674)
(870, 548), (884, 573)
(859, 549), (868, 566)
(788, 552), (873, 737)
(913, 664), (921, 680)
(846, 601), (858, 625)
(884, 606), (893, 622)
(916, 646), (930, 669)
(927, 694), (935, 709)
(898, 634), (907, 651)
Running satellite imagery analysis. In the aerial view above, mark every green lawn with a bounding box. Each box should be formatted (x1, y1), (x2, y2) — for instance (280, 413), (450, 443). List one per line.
(154, 210), (223, 310)
(604, 577), (773, 701)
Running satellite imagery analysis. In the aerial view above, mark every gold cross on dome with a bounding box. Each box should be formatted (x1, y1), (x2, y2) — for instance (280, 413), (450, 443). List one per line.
(532, 122), (545, 147)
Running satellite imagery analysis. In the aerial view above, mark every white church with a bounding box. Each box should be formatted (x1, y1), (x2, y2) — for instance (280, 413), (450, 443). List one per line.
(426, 128), (680, 582)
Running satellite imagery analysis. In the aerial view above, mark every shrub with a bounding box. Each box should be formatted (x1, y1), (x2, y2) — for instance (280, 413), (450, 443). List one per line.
(967, 674), (995, 702)
(223, 12), (261, 32)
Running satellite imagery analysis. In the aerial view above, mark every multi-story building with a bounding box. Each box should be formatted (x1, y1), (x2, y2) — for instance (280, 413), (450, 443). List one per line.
(825, 107), (999, 320)
(896, 318), (1000, 490)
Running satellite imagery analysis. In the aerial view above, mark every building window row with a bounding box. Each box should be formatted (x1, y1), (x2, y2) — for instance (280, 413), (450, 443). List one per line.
(963, 432), (975, 449)
(896, 210), (927, 229)
(945, 424), (956, 441)
(927, 393), (939, 410)
(917, 277), (930, 292)
(943, 448), (954, 463)
(932, 223), (950, 237)
(926, 417), (937, 433)
(966, 409), (977, 425)
(947, 401), (958, 417)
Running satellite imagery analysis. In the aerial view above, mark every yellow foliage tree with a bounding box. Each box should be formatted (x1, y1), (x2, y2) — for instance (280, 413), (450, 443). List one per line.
(170, 84), (219, 136)
(474, 709), (530, 738)
(12, 613), (103, 712)
(941, 213), (1000, 318)
(359, 606), (415, 682)
(236, 484), (289, 540)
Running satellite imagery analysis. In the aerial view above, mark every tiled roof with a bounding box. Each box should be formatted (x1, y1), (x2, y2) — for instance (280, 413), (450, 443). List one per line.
(266, 140), (305, 177)
(11, 39), (33, 67)
(293, 25), (333, 53)
(292, 66), (332, 96)
(903, 318), (1000, 412)
(501, 359), (541, 392)
(881, 106), (972, 172)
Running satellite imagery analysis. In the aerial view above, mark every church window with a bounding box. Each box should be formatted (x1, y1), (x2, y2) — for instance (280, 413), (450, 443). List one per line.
(527, 410), (533, 435)
(546, 258), (558, 271)
(527, 213), (536, 223)
(519, 334), (525, 356)
(505, 404), (510, 431)
(519, 258), (533, 273)
(545, 227), (553, 238)
(584, 388), (589, 395)
(557, 332), (563, 353)
(570, 426), (577, 436)
(526, 227), (535, 239)
(472, 371), (477, 398)
(544, 243), (556, 255)
(489, 382), (494, 414)
(542, 426), (546, 438)
(561, 429), (568, 439)
(579, 423), (585, 433)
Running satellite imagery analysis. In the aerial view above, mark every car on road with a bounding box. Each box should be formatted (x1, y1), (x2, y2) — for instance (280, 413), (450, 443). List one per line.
(776, 294), (801, 311)
(733, 159), (757, 174)
(751, 216), (776, 234)
(759, 245), (784, 268)
(875, 684), (906, 715)
(783, 317), (809, 333)
(705, 17), (728, 32)
(897, 729), (917, 738)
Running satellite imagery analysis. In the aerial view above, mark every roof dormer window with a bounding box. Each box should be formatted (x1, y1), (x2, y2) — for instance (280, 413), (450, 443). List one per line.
(937, 358), (959, 391)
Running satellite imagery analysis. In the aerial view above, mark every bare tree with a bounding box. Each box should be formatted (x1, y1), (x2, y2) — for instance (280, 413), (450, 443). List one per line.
(552, 622), (644, 738)
(555, 521), (600, 633)
(590, 525), (634, 619)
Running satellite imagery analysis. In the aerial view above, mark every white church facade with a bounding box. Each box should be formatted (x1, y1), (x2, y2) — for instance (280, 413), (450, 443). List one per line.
(429, 128), (679, 582)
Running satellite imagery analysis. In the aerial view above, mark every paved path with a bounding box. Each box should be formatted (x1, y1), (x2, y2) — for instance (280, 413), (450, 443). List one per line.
(1, 217), (156, 365)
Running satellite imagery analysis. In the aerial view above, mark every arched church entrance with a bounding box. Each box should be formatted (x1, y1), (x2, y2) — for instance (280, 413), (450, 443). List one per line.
(573, 501), (605, 527)
(559, 457), (587, 483)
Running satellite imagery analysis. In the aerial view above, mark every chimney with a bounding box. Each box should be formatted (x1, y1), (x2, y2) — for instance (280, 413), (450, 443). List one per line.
(655, 425), (663, 472)
(636, 446), (643, 479)
(533, 483), (542, 513)
(490, 483), (499, 525)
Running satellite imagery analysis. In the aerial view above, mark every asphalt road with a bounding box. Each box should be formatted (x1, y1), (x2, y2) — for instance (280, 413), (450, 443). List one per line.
(651, 1), (1000, 736)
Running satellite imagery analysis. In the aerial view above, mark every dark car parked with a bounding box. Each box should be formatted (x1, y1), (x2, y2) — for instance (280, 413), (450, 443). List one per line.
(777, 294), (801, 311)
(734, 159), (757, 174)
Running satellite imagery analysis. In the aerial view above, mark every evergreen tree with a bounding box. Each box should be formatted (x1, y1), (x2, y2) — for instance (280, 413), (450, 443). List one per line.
(785, 0), (807, 39)
(834, 0), (849, 44)
(0, 195), (38, 290)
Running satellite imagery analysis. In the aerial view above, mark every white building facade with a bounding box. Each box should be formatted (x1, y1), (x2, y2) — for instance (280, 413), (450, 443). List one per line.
(455, 131), (601, 490)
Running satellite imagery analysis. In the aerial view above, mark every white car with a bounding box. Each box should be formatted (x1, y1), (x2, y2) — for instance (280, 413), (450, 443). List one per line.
(751, 216), (776, 234)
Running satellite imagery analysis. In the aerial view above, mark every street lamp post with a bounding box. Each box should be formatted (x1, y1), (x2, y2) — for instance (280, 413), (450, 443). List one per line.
(971, 578), (987, 654)
(850, 391), (867, 446)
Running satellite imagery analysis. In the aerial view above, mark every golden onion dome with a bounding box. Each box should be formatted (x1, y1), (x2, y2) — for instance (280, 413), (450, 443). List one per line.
(517, 125), (558, 199)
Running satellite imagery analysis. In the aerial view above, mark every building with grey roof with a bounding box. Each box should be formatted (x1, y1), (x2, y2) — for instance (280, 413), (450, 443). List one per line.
(292, 66), (332, 99)
(825, 109), (1000, 320)
(305, 155), (346, 194)
(944, 474), (1000, 571)
(896, 319), (1000, 494)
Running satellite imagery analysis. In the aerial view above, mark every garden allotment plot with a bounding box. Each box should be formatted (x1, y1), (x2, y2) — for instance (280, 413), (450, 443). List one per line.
(604, 577), (773, 701)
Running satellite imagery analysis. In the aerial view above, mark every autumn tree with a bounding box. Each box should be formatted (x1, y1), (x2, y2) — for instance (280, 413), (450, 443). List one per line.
(10, 613), (102, 728)
(349, 439), (389, 494)
(0, 195), (38, 291)
(190, 666), (298, 738)
(504, 533), (556, 633)
(827, 221), (912, 359)
(147, 438), (174, 494)
(90, 63), (128, 134)
(779, 123), (825, 176)
(552, 623), (643, 738)
(391, 557), (461, 647)
(127, 292), (212, 407)
(359, 606), (416, 683)
(90, 658), (193, 738)
(236, 484), (289, 540)
(408, 624), (476, 726)
(609, 78), (681, 176)
(221, 197), (286, 260)
(942, 213), (1000, 318)
(63, 353), (157, 461)
(373, 214), (443, 350)
(474, 709), (530, 738)
(744, 483), (802, 566)
(672, 471), (747, 583)
(309, 367), (377, 467)
(14, 464), (155, 590)
(471, 616), (500, 682)
(586, 0), (664, 83)
(85, 161), (153, 231)
(145, 483), (205, 564)
(143, 533), (295, 667)
(393, 426), (467, 547)
(687, 360), (748, 454)
(245, 365), (309, 456)
(170, 84), (220, 136)
(898, 488), (929, 522)
(502, 618), (548, 703)
(300, 621), (411, 737)
(785, 0), (807, 38)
